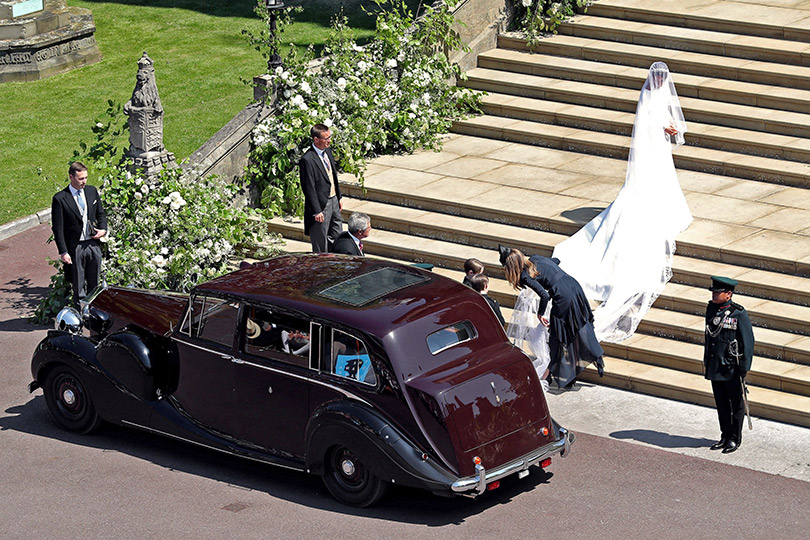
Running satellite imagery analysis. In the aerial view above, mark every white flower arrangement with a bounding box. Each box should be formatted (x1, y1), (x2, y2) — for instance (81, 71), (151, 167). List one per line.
(246, 0), (481, 217)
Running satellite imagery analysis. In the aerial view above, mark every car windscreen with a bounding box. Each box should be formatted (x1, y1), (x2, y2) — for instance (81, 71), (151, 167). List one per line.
(317, 266), (428, 307)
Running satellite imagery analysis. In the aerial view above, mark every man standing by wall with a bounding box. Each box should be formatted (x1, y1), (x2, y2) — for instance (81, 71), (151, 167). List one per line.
(51, 162), (107, 306)
(704, 276), (754, 454)
(331, 212), (371, 256)
(300, 123), (342, 253)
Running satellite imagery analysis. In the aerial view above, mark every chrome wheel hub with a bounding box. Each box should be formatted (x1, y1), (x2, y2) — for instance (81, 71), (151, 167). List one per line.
(62, 388), (76, 406)
(340, 458), (356, 476)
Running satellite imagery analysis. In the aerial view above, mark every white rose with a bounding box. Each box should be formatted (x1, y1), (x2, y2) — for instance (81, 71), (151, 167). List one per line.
(386, 59), (397, 68)
(357, 61), (367, 72)
(324, 118), (333, 127)
(275, 66), (283, 75)
(140, 184), (149, 194)
(522, 0), (532, 7)
(134, 192), (142, 200)
(300, 81), (311, 94)
(150, 254), (166, 268)
(336, 77), (347, 90)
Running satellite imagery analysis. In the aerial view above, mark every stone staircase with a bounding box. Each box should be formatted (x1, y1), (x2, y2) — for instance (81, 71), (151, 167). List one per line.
(267, 0), (810, 427)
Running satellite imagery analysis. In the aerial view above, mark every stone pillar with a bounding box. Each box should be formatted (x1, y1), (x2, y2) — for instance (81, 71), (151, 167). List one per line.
(123, 52), (176, 176)
(0, 0), (102, 83)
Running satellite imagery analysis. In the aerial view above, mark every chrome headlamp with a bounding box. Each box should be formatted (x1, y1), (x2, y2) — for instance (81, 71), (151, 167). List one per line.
(55, 306), (83, 334)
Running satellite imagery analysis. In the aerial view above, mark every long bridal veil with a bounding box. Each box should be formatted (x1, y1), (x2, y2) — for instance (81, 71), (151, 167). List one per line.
(552, 62), (693, 343)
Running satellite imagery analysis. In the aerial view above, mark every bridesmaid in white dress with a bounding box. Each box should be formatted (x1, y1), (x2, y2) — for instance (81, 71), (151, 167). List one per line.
(553, 62), (693, 343)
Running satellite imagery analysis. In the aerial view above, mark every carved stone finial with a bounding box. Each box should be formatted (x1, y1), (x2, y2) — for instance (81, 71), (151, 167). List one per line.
(123, 51), (175, 175)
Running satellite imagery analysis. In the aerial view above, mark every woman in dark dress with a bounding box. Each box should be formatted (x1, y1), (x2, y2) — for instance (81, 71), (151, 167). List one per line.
(499, 245), (605, 387)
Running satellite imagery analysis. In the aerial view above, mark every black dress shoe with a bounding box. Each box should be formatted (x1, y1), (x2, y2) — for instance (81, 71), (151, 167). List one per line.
(722, 440), (740, 454)
(710, 439), (728, 450)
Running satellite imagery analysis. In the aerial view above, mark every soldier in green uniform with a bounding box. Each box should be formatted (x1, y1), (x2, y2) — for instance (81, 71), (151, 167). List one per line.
(704, 276), (754, 454)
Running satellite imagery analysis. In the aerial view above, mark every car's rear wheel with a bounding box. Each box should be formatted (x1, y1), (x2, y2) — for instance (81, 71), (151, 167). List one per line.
(322, 445), (387, 507)
(43, 365), (102, 434)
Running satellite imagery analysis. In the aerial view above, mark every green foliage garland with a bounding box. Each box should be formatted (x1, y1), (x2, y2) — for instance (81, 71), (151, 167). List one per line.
(512, 0), (590, 42)
(244, 0), (481, 216)
(33, 104), (269, 323)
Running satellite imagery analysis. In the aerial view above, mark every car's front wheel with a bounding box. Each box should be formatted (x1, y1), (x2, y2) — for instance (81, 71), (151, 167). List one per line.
(322, 445), (388, 507)
(43, 365), (102, 434)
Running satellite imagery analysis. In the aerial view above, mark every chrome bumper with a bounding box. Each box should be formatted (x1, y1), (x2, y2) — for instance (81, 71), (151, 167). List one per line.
(450, 427), (574, 495)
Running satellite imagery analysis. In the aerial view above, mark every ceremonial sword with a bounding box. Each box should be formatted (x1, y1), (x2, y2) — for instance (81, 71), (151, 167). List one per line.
(741, 377), (752, 430)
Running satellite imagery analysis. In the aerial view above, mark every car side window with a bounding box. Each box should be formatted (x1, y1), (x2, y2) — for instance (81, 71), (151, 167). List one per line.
(243, 306), (311, 369)
(331, 329), (377, 386)
(184, 296), (239, 349)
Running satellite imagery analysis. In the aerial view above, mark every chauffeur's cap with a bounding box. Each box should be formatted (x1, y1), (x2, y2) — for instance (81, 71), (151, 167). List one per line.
(709, 276), (738, 292)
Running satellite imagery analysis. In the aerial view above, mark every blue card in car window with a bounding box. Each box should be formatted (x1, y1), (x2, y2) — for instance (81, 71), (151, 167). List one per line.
(336, 354), (371, 381)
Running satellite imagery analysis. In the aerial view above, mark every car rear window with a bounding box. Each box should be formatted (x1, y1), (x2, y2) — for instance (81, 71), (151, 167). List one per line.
(426, 321), (477, 355)
(318, 266), (428, 306)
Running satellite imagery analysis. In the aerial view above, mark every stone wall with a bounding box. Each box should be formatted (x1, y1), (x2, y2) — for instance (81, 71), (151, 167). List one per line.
(447, 0), (513, 76)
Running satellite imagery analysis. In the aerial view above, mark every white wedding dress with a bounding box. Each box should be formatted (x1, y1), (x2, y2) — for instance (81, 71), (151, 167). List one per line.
(552, 62), (693, 343)
(506, 288), (552, 392)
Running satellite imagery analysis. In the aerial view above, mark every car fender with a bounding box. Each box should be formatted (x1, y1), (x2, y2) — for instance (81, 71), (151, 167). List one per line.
(30, 330), (157, 426)
(31, 331), (102, 386)
(95, 329), (179, 401)
(305, 401), (458, 494)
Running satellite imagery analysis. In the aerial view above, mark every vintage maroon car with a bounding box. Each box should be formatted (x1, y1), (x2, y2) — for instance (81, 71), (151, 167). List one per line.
(29, 254), (573, 506)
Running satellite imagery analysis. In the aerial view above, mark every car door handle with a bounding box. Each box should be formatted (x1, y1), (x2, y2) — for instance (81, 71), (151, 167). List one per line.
(223, 354), (244, 364)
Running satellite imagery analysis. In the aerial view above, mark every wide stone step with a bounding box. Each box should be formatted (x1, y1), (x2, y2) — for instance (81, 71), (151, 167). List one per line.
(461, 67), (810, 140)
(340, 159), (810, 286)
(585, 0), (810, 43)
(499, 33), (810, 91)
(332, 196), (810, 332)
(560, 13), (810, 64)
(638, 307), (810, 366)
(578, 357), (810, 428)
(478, 48), (810, 114)
(479, 92), (810, 164)
(275, 237), (810, 427)
(267, 215), (810, 367)
(600, 333), (810, 397)
(453, 113), (810, 189)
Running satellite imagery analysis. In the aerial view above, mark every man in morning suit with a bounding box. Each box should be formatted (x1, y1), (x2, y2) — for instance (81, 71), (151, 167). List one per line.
(331, 212), (371, 256)
(51, 161), (108, 306)
(704, 276), (754, 454)
(300, 123), (342, 252)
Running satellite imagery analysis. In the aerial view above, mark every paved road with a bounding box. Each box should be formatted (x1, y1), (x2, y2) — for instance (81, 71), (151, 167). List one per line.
(2, 224), (809, 539)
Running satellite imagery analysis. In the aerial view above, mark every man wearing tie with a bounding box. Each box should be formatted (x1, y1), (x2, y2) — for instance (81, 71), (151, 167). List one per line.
(331, 212), (371, 256)
(299, 123), (342, 252)
(51, 162), (108, 306)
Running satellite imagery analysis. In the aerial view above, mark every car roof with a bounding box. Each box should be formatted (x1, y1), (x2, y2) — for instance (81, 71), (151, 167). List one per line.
(192, 254), (475, 336)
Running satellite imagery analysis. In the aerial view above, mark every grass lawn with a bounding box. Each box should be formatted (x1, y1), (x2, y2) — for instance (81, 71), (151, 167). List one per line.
(0, 0), (420, 225)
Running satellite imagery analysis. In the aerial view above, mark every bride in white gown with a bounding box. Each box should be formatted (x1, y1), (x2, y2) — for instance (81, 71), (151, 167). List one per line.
(552, 62), (693, 343)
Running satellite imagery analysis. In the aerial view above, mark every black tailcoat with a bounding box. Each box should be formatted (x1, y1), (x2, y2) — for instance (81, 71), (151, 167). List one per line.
(51, 185), (108, 257)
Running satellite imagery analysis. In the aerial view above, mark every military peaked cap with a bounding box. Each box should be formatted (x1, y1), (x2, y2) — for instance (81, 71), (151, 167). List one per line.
(709, 276), (738, 292)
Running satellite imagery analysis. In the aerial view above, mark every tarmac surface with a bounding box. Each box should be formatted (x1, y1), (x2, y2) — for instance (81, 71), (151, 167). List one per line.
(2, 223), (810, 539)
